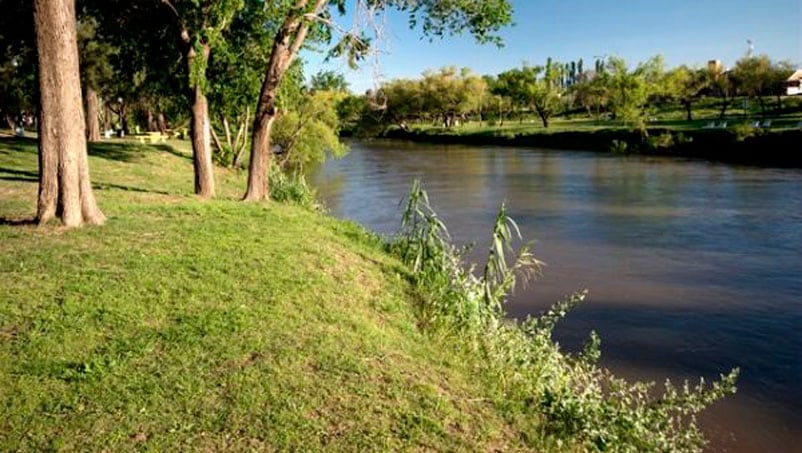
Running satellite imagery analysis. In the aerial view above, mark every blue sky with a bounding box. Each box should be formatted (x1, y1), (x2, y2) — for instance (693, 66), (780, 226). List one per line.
(302, 0), (802, 93)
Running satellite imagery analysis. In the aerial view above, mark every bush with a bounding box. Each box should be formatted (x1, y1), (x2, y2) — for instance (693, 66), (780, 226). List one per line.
(731, 122), (762, 142)
(391, 180), (738, 452)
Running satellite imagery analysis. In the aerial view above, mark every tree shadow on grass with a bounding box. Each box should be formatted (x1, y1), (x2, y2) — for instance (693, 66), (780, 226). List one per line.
(88, 141), (149, 162)
(0, 216), (37, 226)
(0, 167), (38, 182)
(0, 136), (38, 154)
(92, 181), (172, 195)
(0, 166), (173, 195)
(153, 144), (192, 161)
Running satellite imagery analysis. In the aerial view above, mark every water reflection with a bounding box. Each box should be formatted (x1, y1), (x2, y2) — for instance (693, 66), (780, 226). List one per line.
(310, 140), (802, 452)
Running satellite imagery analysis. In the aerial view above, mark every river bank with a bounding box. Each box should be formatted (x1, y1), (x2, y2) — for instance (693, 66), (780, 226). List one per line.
(382, 127), (802, 167)
(0, 137), (746, 451)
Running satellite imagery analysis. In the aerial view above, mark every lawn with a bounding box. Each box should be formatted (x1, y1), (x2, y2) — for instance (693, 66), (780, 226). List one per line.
(0, 137), (528, 451)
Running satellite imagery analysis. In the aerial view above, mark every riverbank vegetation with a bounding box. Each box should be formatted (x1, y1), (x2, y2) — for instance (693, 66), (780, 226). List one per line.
(1, 137), (737, 451)
(340, 54), (802, 159)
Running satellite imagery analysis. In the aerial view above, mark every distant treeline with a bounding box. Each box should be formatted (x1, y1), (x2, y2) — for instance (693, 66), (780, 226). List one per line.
(336, 55), (799, 134)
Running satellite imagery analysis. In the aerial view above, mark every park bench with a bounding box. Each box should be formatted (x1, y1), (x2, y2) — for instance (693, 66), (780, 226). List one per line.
(136, 132), (168, 144)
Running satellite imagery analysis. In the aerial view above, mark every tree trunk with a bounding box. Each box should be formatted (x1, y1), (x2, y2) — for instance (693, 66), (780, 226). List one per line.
(146, 108), (157, 131)
(185, 43), (215, 199)
(157, 113), (167, 133)
(718, 97), (730, 120)
(210, 122), (224, 155)
(34, 0), (104, 227)
(222, 114), (233, 150)
(190, 86), (215, 198)
(244, 111), (275, 201)
(244, 0), (322, 201)
(539, 113), (549, 128)
(684, 100), (693, 121)
(85, 87), (101, 141)
(232, 106), (249, 169)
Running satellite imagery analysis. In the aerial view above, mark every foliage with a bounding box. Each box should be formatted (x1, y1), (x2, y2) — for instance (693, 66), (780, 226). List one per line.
(731, 122), (761, 142)
(309, 70), (349, 93)
(609, 139), (629, 154)
(272, 89), (349, 172)
(267, 161), (318, 208)
(391, 180), (739, 452)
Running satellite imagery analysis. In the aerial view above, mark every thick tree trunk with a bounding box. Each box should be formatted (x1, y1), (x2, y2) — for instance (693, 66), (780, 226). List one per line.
(34, 0), (104, 227)
(85, 87), (101, 141)
(157, 113), (167, 133)
(244, 0), (321, 201)
(184, 42), (215, 199)
(244, 112), (275, 201)
(190, 86), (215, 198)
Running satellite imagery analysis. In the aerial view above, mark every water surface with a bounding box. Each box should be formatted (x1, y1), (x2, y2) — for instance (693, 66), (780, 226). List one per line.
(311, 140), (802, 452)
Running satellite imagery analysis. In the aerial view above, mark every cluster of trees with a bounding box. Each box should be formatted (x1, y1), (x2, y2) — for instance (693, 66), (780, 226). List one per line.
(357, 54), (796, 134)
(0, 0), (513, 227)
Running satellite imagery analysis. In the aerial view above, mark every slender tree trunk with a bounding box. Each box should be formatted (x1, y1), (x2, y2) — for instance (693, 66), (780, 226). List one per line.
(222, 114), (233, 150)
(232, 106), (249, 169)
(538, 112), (549, 128)
(185, 43), (215, 198)
(684, 100), (693, 121)
(34, 0), (104, 227)
(85, 87), (101, 141)
(210, 122), (224, 154)
(718, 96), (730, 120)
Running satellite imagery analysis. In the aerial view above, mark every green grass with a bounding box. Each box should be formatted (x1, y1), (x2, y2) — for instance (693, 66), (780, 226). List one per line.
(408, 95), (802, 136)
(0, 137), (528, 451)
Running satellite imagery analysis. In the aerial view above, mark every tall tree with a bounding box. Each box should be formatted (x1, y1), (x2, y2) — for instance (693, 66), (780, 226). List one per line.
(733, 55), (774, 115)
(243, 0), (514, 201)
(662, 65), (707, 121)
(33, 0), (104, 226)
(159, 0), (246, 198)
(76, 16), (116, 142)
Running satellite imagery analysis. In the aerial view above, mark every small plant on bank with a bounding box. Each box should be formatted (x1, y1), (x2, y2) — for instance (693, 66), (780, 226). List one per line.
(731, 122), (762, 142)
(268, 162), (318, 209)
(391, 180), (739, 452)
(609, 139), (629, 154)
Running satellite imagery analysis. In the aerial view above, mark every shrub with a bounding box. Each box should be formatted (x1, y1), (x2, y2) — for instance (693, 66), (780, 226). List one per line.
(391, 180), (738, 452)
(731, 122), (762, 142)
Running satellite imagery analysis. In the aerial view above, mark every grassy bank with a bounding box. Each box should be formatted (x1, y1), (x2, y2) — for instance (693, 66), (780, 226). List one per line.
(1, 137), (736, 451)
(0, 138), (528, 451)
(382, 120), (802, 168)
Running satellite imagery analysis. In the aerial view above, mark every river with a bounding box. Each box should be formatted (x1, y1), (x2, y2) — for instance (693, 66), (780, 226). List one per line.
(310, 139), (802, 452)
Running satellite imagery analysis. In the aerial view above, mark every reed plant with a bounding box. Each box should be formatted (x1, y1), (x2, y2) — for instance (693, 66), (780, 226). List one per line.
(392, 179), (738, 452)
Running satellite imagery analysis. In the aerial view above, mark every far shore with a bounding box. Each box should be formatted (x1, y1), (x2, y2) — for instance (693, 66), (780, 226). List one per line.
(376, 126), (802, 168)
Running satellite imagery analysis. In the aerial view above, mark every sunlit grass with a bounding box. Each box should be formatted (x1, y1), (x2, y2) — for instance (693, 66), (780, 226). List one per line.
(0, 137), (528, 451)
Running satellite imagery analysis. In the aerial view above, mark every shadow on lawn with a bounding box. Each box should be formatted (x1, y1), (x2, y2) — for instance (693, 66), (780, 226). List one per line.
(0, 167), (37, 182)
(153, 143), (192, 161)
(0, 166), (172, 195)
(88, 141), (149, 162)
(0, 216), (37, 226)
